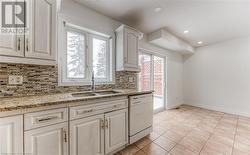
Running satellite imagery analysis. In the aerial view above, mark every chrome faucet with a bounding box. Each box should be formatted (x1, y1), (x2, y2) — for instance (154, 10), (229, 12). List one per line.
(91, 71), (95, 91)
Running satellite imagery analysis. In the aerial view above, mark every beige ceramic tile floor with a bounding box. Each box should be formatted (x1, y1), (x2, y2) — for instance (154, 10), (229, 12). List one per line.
(115, 105), (250, 155)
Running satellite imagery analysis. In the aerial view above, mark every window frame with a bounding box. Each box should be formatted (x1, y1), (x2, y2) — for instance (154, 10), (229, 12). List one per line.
(62, 26), (89, 84)
(89, 34), (111, 83)
(58, 21), (115, 86)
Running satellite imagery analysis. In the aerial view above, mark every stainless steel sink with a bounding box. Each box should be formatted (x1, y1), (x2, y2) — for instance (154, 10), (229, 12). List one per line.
(94, 91), (120, 96)
(71, 92), (97, 97)
(71, 90), (120, 97)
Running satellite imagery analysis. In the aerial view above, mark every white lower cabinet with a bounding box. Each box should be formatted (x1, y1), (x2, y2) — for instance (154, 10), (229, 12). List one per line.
(0, 98), (129, 155)
(105, 109), (128, 154)
(24, 123), (68, 155)
(70, 114), (104, 155)
(0, 115), (23, 155)
(70, 109), (128, 155)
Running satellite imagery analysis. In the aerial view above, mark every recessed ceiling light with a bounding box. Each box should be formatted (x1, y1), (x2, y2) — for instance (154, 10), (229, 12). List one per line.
(198, 41), (203, 44)
(154, 7), (162, 12)
(184, 30), (189, 34)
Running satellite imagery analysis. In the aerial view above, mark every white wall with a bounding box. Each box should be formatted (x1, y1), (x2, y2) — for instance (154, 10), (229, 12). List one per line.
(60, 0), (121, 36)
(184, 37), (250, 117)
(60, 0), (184, 109)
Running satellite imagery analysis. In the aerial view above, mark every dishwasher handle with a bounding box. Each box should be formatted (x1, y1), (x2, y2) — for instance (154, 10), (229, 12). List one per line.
(131, 101), (147, 106)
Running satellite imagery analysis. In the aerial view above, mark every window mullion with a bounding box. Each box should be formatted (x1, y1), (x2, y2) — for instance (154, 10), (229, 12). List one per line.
(86, 33), (93, 81)
(106, 38), (111, 81)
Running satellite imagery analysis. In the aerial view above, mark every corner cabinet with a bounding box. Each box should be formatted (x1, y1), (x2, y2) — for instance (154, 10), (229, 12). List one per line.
(0, 115), (23, 155)
(0, 0), (57, 65)
(116, 25), (142, 72)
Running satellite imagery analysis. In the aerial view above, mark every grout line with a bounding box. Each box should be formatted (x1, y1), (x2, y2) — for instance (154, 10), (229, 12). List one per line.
(135, 131), (165, 154)
(166, 114), (197, 154)
(145, 130), (169, 153)
(197, 131), (213, 155)
(197, 111), (221, 155)
(231, 116), (239, 155)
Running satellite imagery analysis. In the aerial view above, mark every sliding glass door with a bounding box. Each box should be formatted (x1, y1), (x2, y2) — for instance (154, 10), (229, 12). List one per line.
(153, 56), (165, 112)
(139, 51), (166, 113)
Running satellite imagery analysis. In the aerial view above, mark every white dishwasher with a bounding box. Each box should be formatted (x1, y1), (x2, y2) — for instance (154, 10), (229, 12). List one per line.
(129, 94), (153, 144)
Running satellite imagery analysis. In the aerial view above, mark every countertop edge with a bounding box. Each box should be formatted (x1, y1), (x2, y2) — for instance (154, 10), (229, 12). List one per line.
(0, 90), (154, 112)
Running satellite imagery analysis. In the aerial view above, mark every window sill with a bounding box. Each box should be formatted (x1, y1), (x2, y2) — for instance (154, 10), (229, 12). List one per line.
(58, 81), (115, 86)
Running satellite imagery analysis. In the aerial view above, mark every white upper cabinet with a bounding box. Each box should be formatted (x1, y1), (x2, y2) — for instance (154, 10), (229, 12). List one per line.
(116, 25), (142, 72)
(0, 115), (23, 155)
(0, 34), (24, 57)
(0, 0), (57, 65)
(125, 29), (139, 68)
(25, 0), (56, 60)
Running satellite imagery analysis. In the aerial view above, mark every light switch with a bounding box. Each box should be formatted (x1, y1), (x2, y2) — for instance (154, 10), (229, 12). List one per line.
(8, 75), (23, 85)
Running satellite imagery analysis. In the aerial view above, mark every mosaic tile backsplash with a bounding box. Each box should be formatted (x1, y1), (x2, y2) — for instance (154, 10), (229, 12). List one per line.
(0, 63), (138, 97)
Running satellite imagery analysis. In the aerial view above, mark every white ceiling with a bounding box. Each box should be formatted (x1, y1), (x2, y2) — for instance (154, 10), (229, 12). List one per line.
(75, 0), (250, 47)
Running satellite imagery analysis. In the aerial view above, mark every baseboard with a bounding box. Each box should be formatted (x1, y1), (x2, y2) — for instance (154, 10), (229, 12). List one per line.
(166, 103), (183, 110)
(184, 103), (250, 117)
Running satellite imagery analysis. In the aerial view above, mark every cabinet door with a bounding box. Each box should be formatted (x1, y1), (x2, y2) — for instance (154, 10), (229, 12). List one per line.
(105, 109), (128, 154)
(24, 123), (68, 155)
(124, 29), (139, 69)
(70, 114), (104, 155)
(0, 34), (24, 57)
(25, 0), (56, 60)
(0, 115), (23, 155)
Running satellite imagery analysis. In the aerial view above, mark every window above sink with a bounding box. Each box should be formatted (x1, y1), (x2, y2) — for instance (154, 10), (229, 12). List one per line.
(58, 21), (115, 86)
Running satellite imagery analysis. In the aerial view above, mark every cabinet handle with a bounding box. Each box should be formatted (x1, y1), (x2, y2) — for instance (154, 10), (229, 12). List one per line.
(101, 119), (105, 129)
(105, 119), (109, 128)
(132, 101), (141, 105)
(77, 109), (94, 115)
(63, 129), (67, 143)
(26, 38), (29, 51)
(112, 104), (123, 108)
(17, 38), (21, 51)
(36, 116), (59, 123)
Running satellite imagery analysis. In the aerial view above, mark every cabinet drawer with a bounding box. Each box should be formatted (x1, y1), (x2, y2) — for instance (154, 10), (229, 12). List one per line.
(70, 99), (128, 120)
(24, 108), (67, 130)
(130, 94), (153, 105)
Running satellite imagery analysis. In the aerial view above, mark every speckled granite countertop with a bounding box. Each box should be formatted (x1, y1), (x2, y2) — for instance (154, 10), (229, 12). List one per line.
(0, 89), (153, 112)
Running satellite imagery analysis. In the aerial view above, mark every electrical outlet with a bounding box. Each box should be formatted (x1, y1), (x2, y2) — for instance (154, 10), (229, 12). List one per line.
(129, 77), (134, 82)
(8, 75), (23, 85)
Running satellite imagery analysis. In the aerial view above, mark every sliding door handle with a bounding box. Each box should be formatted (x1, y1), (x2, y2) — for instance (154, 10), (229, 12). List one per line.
(26, 38), (29, 51)
(17, 38), (21, 51)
